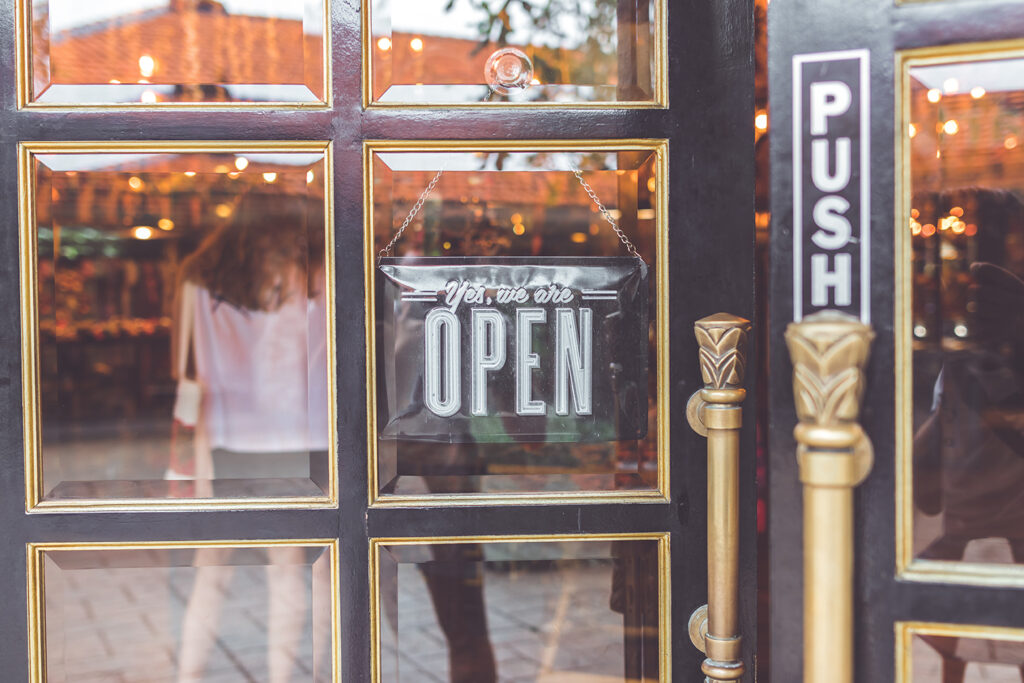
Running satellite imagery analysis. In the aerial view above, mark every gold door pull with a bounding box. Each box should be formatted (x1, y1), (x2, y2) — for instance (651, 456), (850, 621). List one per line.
(687, 313), (750, 682)
(785, 311), (874, 683)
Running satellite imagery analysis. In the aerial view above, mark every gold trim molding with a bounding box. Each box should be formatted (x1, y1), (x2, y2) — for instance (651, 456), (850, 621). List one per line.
(15, 0), (332, 110)
(896, 621), (1024, 683)
(18, 141), (338, 512)
(362, 139), (670, 507)
(369, 532), (671, 683)
(360, 0), (667, 109)
(28, 539), (340, 683)
(895, 39), (1024, 586)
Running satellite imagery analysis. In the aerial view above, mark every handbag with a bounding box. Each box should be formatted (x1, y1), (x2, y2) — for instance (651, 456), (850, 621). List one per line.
(374, 167), (650, 444)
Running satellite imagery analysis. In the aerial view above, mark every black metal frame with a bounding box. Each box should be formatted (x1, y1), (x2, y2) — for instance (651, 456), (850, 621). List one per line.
(0, 1), (756, 680)
(769, 1), (1024, 681)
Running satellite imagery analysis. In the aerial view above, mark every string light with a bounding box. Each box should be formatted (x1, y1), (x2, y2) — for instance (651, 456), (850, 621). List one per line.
(132, 226), (154, 240)
(377, 37), (392, 51)
(927, 89), (941, 103)
(970, 86), (985, 99)
(234, 157), (249, 170)
(138, 55), (155, 78)
(410, 37), (424, 52)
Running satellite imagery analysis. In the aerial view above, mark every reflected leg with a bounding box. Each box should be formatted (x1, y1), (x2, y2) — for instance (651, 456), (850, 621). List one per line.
(176, 548), (236, 683)
(420, 542), (497, 683)
(611, 540), (659, 683)
(267, 545), (309, 683)
(941, 657), (967, 683)
(311, 551), (333, 683)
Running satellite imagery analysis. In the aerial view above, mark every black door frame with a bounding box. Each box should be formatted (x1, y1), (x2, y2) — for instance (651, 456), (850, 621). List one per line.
(0, 1), (757, 680)
(769, 0), (1024, 681)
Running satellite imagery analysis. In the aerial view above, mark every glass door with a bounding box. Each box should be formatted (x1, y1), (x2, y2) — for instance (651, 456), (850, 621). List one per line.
(0, 0), (757, 681)
(769, 0), (1024, 680)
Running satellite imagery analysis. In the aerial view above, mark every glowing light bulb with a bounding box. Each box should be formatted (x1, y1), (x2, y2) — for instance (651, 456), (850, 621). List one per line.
(908, 123), (917, 138)
(377, 37), (392, 51)
(970, 86), (985, 99)
(926, 88), (941, 103)
(158, 218), (174, 231)
(410, 37), (424, 52)
(754, 111), (768, 131)
(234, 157), (249, 171)
(138, 54), (155, 78)
(128, 176), (144, 190)
(942, 119), (959, 135)
(132, 226), (154, 240)
(141, 90), (157, 104)
(306, 170), (315, 184)
(262, 172), (278, 183)
(942, 77), (958, 94)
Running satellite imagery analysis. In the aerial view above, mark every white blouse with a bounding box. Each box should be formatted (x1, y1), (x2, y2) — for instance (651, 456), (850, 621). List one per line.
(192, 282), (328, 453)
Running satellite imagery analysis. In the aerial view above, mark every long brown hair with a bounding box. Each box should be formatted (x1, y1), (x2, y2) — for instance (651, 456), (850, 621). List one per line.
(181, 192), (325, 311)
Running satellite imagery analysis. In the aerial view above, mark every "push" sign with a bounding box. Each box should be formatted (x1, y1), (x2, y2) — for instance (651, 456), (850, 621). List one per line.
(792, 49), (871, 323)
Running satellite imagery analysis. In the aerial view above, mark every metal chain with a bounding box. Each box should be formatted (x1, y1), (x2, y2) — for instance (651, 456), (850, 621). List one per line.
(378, 157), (645, 264)
(377, 168), (445, 263)
(571, 167), (644, 262)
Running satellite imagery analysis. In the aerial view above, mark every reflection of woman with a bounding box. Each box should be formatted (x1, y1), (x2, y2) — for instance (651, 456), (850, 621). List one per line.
(174, 193), (329, 682)
(913, 190), (1024, 568)
(173, 194), (328, 487)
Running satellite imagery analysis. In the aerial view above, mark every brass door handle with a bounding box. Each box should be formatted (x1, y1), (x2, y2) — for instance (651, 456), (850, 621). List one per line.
(785, 311), (874, 683)
(687, 313), (750, 682)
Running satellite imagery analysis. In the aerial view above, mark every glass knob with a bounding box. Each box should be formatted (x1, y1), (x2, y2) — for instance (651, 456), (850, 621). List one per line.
(485, 47), (534, 94)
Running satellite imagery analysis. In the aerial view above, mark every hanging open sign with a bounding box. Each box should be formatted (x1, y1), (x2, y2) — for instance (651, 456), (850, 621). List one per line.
(376, 256), (649, 443)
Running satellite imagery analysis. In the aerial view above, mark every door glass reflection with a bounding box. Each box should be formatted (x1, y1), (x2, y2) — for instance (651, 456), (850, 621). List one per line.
(29, 0), (326, 104)
(370, 148), (662, 497)
(30, 149), (332, 503)
(38, 544), (335, 682)
(369, 0), (659, 104)
(376, 537), (662, 682)
(907, 56), (1024, 567)
(911, 632), (1024, 682)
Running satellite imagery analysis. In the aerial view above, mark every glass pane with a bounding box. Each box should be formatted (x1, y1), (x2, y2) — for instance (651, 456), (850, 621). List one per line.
(29, 0), (326, 104)
(370, 147), (662, 497)
(37, 544), (335, 682)
(911, 632), (1024, 681)
(369, 0), (659, 104)
(907, 56), (1024, 567)
(376, 537), (662, 682)
(30, 149), (332, 503)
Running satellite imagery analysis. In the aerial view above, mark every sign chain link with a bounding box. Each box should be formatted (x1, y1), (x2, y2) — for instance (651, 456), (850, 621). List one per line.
(378, 92), (644, 264)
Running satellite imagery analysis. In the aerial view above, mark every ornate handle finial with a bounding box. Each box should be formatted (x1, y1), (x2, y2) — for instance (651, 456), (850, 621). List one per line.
(695, 313), (752, 391)
(785, 310), (873, 426)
